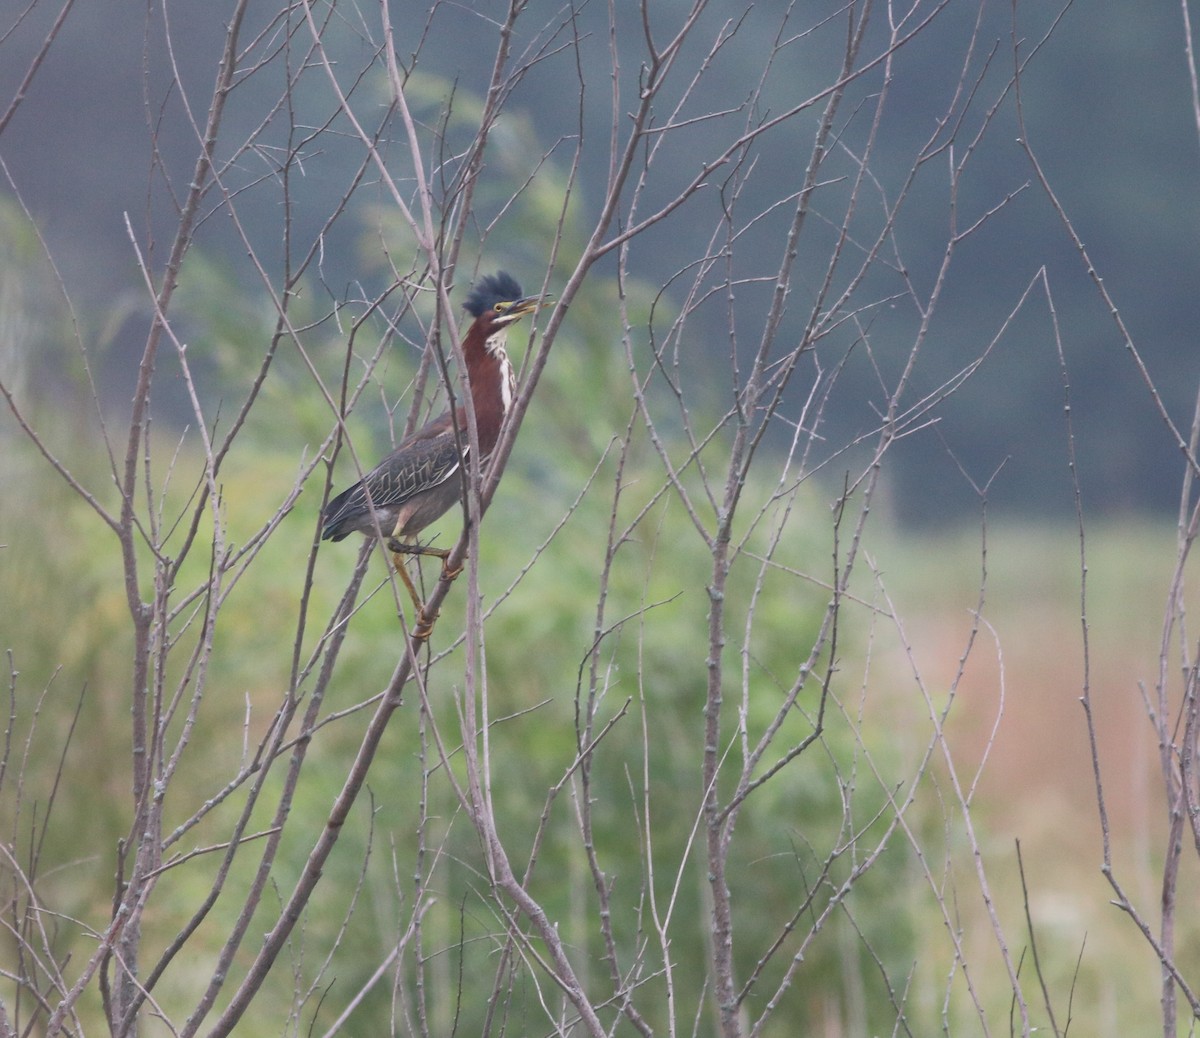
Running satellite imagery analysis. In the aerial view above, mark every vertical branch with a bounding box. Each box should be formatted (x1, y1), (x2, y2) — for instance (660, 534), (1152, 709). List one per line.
(34, 6), (252, 1036)
(702, 510), (738, 1036)
(117, 0), (245, 800)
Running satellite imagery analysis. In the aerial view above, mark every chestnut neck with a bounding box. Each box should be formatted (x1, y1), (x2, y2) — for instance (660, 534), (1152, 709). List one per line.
(459, 321), (515, 457)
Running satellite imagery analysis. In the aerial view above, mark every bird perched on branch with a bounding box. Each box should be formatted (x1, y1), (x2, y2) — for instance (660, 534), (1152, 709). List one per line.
(321, 271), (547, 640)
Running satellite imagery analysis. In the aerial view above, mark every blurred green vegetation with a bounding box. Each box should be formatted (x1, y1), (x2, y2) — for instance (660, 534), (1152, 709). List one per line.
(0, 183), (928, 1035)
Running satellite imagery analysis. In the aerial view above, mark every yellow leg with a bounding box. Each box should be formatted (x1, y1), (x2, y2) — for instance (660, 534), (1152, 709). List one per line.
(389, 548), (438, 642)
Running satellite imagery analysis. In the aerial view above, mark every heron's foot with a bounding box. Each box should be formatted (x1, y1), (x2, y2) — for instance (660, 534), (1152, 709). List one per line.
(411, 608), (439, 643)
(387, 538), (449, 561)
(388, 538), (463, 583)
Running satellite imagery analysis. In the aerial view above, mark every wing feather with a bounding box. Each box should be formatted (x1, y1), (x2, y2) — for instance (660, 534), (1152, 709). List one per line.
(321, 420), (470, 540)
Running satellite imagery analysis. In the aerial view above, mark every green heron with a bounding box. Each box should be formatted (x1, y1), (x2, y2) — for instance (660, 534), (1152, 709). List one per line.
(321, 271), (545, 639)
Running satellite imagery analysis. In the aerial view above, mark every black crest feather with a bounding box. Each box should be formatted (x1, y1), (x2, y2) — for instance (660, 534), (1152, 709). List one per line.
(462, 271), (524, 317)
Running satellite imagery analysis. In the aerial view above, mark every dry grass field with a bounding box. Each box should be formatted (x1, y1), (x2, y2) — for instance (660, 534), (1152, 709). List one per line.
(865, 518), (1196, 1034)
